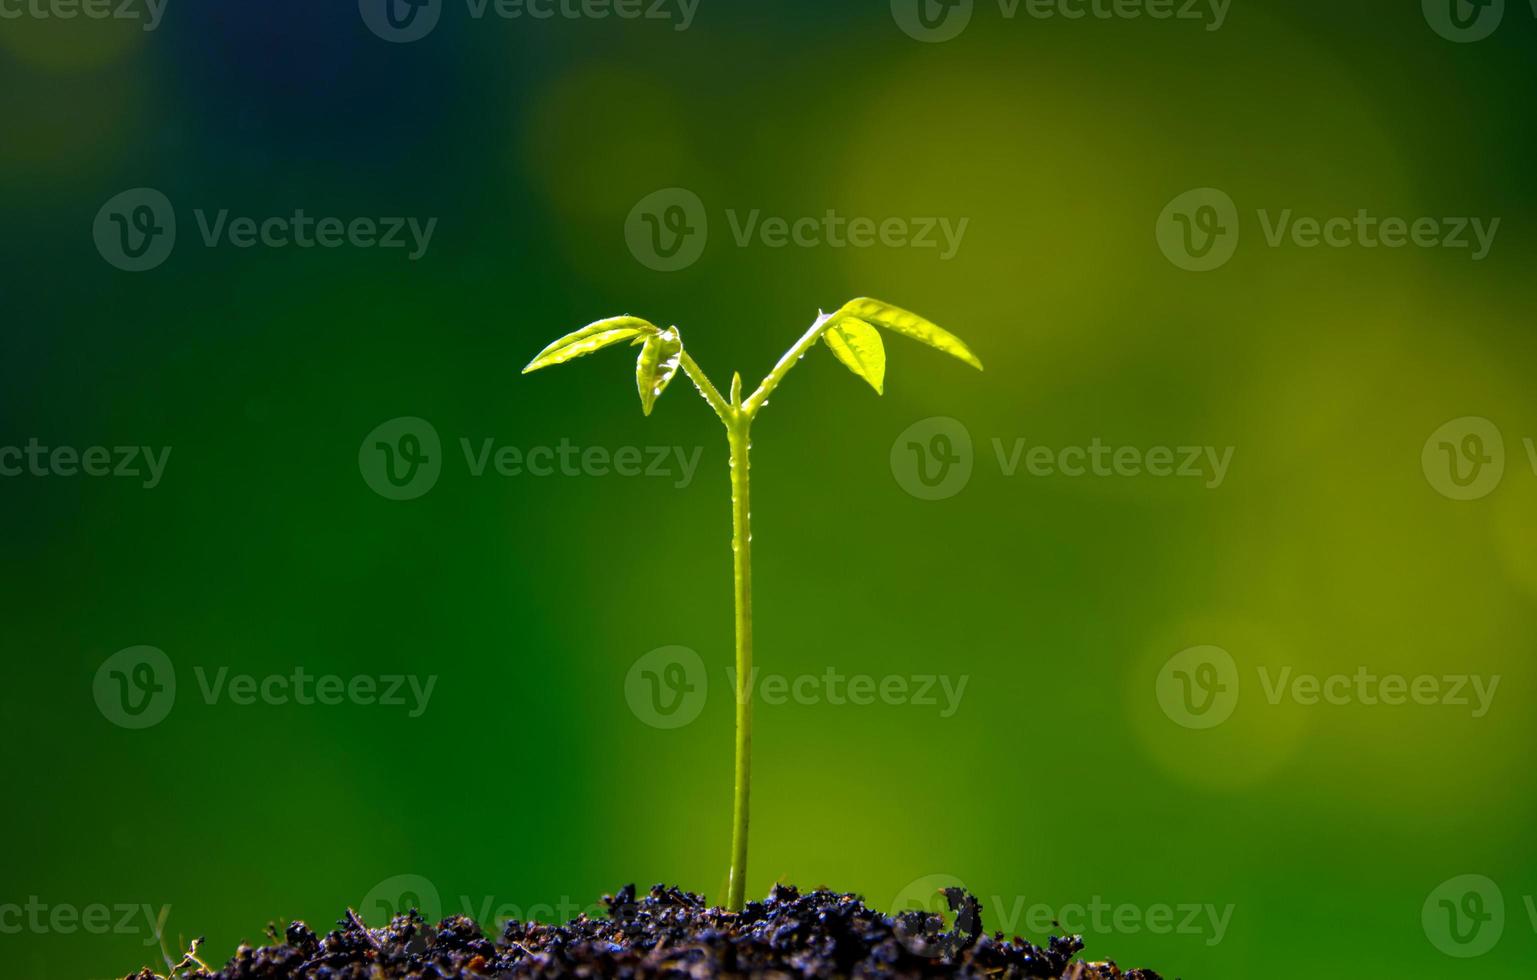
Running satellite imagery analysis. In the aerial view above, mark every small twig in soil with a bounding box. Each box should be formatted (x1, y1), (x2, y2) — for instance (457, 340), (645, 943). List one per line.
(346, 907), (383, 950)
(147, 936), (212, 979)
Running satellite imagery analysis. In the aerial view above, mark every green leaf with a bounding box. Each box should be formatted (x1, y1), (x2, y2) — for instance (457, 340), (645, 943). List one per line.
(523, 316), (658, 374)
(635, 327), (683, 416)
(834, 298), (983, 371)
(821, 317), (886, 394)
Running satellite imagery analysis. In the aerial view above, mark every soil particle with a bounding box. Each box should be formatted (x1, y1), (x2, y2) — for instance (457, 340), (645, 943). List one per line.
(125, 883), (1168, 979)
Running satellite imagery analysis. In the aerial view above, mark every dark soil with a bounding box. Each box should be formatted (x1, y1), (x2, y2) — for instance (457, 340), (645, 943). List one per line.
(127, 883), (1168, 979)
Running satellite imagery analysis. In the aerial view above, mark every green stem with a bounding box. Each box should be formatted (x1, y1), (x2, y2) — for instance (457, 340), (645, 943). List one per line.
(685, 320), (832, 910)
(725, 406), (753, 911)
(743, 311), (834, 416)
(680, 351), (731, 422)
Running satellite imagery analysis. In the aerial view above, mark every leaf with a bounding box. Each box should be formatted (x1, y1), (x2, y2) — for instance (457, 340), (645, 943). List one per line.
(821, 317), (886, 394)
(523, 316), (658, 373)
(834, 298), (983, 371)
(635, 327), (683, 416)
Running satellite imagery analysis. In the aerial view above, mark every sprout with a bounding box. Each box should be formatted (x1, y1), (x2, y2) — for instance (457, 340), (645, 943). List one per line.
(523, 298), (983, 910)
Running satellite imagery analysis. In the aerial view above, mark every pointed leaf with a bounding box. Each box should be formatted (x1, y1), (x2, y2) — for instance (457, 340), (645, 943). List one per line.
(821, 317), (886, 394)
(523, 316), (658, 373)
(635, 327), (683, 416)
(835, 298), (983, 371)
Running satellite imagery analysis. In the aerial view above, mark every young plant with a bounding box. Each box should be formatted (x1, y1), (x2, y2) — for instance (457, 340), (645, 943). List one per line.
(523, 298), (983, 911)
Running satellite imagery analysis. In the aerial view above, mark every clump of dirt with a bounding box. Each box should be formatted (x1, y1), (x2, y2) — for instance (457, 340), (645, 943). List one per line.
(125, 883), (1168, 979)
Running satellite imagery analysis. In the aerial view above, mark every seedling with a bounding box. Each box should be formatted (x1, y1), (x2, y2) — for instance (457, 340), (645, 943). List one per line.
(523, 298), (983, 911)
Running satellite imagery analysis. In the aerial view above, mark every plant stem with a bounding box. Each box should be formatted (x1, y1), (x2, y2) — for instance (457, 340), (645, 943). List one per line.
(688, 315), (836, 910)
(680, 351), (731, 422)
(725, 406), (753, 911)
(743, 311), (833, 415)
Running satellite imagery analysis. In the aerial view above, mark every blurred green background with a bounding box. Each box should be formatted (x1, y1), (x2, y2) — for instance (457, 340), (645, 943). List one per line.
(3, 1), (1536, 978)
